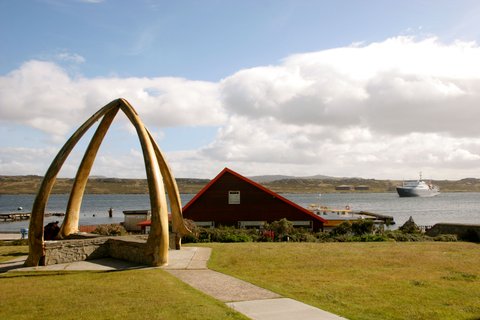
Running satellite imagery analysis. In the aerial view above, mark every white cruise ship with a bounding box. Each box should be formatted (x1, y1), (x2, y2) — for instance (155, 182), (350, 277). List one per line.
(396, 173), (440, 197)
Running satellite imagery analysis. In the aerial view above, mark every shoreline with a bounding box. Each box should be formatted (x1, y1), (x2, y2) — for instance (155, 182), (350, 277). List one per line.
(1, 193), (479, 233)
(1, 190), (478, 196)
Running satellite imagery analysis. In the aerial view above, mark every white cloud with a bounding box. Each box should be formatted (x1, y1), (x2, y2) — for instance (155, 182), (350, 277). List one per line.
(0, 60), (226, 141)
(196, 115), (480, 179)
(221, 36), (480, 137)
(3, 36), (480, 179)
(55, 52), (86, 64)
(0, 146), (65, 176)
(0, 61), (85, 140)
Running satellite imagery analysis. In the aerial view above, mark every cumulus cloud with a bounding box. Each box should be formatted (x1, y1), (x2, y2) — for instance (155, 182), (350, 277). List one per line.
(3, 36), (480, 179)
(0, 146), (65, 176)
(0, 60), (225, 141)
(0, 61), (85, 139)
(208, 36), (480, 178)
(221, 36), (480, 137)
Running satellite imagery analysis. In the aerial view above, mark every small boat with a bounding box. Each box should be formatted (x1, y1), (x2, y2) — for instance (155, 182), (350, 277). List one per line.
(307, 204), (394, 228)
(396, 173), (439, 197)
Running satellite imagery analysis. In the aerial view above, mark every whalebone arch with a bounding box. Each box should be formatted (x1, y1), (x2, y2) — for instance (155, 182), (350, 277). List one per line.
(25, 98), (190, 267)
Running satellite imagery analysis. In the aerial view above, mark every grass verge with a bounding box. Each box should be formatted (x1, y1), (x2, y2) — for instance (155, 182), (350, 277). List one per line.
(0, 244), (29, 262)
(201, 242), (480, 320)
(0, 246), (247, 320)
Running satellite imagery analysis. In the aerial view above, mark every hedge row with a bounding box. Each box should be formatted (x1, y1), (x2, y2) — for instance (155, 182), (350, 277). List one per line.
(182, 218), (459, 243)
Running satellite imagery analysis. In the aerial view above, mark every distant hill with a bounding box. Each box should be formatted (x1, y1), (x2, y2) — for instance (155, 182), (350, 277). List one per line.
(262, 177), (397, 193)
(0, 176), (209, 195)
(249, 174), (336, 183)
(1, 175), (480, 195)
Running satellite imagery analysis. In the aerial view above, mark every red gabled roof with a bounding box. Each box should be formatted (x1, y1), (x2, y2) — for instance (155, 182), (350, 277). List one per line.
(136, 213), (172, 227)
(182, 167), (326, 223)
(78, 225), (98, 233)
(137, 220), (151, 226)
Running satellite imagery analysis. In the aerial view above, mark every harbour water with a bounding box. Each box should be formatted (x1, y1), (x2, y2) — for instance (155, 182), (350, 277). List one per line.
(0, 192), (478, 233)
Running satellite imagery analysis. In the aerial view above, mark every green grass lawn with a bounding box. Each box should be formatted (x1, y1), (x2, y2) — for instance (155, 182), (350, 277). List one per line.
(2, 242), (479, 320)
(0, 244), (29, 262)
(202, 242), (480, 320)
(0, 246), (248, 320)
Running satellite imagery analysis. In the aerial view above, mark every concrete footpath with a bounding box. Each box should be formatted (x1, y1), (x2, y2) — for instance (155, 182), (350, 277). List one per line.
(0, 232), (22, 240)
(1, 244), (347, 320)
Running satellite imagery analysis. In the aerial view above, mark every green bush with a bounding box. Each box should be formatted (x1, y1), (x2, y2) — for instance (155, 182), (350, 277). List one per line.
(291, 229), (318, 242)
(181, 219), (202, 243)
(385, 230), (426, 242)
(93, 224), (127, 236)
(180, 218), (466, 244)
(331, 221), (352, 236)
(399, 216), (422, 234)
(314, 232), (334, 242)
(189, 226), (258, 243)
(181, 232), (199, 243)
(331, 220), (376, 237)
(331, 234), (354, 242)
(432, 234), (458, 242)
(351, 219), (375, 236)
(353, 234), (388, 242)
(265, 218), (294, 241)
(257, 230), (275, 242)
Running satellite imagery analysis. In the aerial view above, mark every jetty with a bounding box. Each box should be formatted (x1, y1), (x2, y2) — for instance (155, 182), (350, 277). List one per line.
(307, 204), (395, 230)
(355, 211), (395, 225)
(0, 212), (30, 222)
(0, 212), (65, 222)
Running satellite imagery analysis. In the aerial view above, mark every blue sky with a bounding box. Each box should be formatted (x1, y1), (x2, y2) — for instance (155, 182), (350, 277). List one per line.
(3, 1), (478, 80)
(2, 0), (480, 179)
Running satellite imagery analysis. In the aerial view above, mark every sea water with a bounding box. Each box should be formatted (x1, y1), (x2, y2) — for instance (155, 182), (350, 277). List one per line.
(0, 192), (478, 232)
(0, 194), (195, 233)
(282, 192), (479, 227)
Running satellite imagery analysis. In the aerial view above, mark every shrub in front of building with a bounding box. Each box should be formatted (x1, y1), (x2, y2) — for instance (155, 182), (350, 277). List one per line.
(183, 226), (259, 243)
(92, 224), (127, 236)
(432, 234), (458, 242)
(384, 231), (427, 242)
(330, 221), (352, 237)
(351, 219), (375, 235)
(399, 216), (422, 234)
(181, 218), (459, 243)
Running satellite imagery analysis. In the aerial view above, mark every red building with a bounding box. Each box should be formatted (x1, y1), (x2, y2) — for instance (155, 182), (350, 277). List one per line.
(183, 168), (326, 231)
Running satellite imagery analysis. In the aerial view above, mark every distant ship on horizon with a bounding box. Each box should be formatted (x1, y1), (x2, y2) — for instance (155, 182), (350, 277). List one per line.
(396, 173), (440, 197)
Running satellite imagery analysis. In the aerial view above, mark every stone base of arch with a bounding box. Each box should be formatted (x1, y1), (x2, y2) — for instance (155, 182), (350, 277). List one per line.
(40, 233), (181, 266)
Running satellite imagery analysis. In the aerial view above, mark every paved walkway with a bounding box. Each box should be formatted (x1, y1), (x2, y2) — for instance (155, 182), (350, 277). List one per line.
(0, 232), (22, 240)
(2, 245), (347, 320)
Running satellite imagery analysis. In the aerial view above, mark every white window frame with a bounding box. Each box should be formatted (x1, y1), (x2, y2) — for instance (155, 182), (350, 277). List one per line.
(195, 221), (215, 228)
(228, 190), (241, 204)
(238, 221), (265, 228)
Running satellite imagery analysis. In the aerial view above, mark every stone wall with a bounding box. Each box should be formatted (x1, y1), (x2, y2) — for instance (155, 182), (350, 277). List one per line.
(426, 223), (480, 241)
(43, 233), (178, 266)
(108, 237), (152, 265)
(43, 237), (110, 265)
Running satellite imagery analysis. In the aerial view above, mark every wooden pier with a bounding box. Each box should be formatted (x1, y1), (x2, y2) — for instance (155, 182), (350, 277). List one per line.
(0, 212), (64, 222)
(0, 212), (31, 222)
(355, 211), (395, 225)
